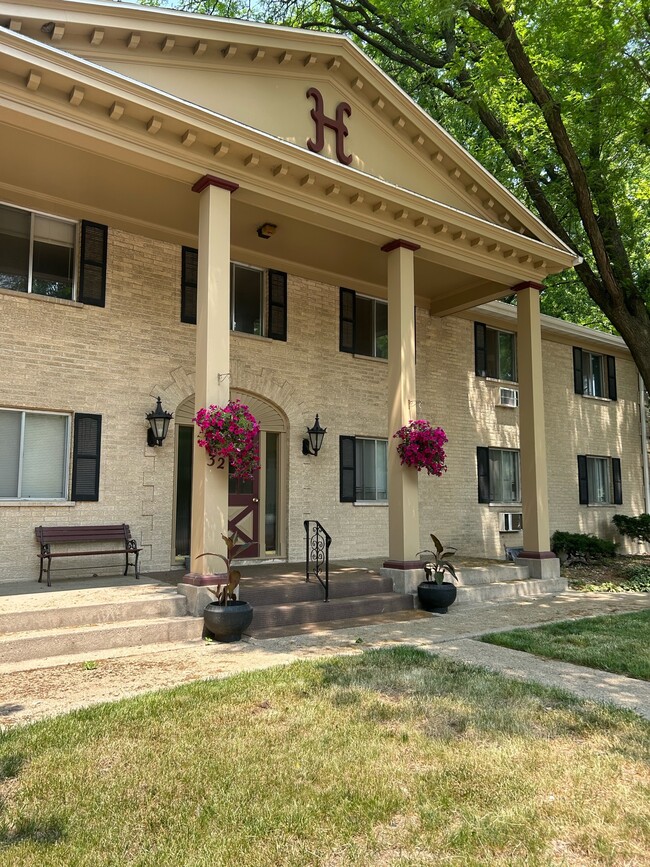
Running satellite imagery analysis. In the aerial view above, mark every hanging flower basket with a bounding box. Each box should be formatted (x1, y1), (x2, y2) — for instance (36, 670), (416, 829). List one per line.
(393, 419), (448, 476)
(193, 400), (260, 480)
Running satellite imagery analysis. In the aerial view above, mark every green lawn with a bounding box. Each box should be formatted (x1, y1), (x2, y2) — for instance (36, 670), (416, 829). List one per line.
(481, 610), (650, 680)
(1, 648), (649, 866)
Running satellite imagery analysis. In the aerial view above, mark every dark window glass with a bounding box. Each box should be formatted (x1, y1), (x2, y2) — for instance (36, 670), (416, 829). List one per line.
(0, 204), (30, 292)
(355, 295), (374, 356)
(265, 432), (279, 552)
(375, 300), (388, 359)
(231, 263), (263, 335)
(482, 325), (516, 381)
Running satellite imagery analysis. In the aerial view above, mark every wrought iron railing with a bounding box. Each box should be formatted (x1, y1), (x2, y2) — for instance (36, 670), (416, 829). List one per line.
(304, 520), (332, 601)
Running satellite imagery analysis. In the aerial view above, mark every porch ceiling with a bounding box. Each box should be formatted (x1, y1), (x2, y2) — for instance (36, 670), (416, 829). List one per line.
(0, 118), (514, 311)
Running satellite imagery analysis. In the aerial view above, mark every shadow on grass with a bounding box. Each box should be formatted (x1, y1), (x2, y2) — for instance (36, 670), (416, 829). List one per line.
(0, 751), (65, 847)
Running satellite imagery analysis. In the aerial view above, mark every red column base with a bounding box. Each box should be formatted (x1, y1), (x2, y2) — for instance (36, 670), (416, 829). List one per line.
(382, 559), (424, 570)
(180, 572), (228, 587)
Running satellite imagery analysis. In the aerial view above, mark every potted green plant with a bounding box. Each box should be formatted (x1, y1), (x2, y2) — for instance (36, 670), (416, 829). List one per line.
(197, 533), (253, 642)
(416, 533), (458, 613)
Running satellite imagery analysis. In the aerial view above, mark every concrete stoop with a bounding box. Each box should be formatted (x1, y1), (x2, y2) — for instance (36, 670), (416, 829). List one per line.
(0, 585), (201, 665)
(454, 575), (568, 606)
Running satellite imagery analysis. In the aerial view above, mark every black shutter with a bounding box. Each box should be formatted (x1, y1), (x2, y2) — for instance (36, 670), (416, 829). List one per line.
(612, 458), (623, 505)
(477, 447), (490, 503)
(573, 347), (584, 394)
(268, 270), (288, 341)
(607, 355), (617, 401)
(79, 221), (108, 307)
(340, 288), (355, 353)
(181, 247), (198, 325)
(340, 436), (356, 502)
(475, 322), (487, 376)
(72, 414), (102, 502)
(577, 455), (589, 504)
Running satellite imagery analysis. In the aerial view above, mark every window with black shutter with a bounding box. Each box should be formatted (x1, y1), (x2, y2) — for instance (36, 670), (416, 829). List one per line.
(477, 447), (521, 503)
(72, 414), (102, 501)
(573, 347), (617, 400)
(474, 322), (517, 381)
(339, 288), (388, 358)
(181, 246), (198, 324)
(79, 221), (108, 307)
(577, 454), (621, 505)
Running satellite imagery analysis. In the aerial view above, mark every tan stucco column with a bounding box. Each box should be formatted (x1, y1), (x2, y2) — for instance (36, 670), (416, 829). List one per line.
(188, 175), (238, 580)
(516, 282), (560, 578)
(382, 240), (421, 573)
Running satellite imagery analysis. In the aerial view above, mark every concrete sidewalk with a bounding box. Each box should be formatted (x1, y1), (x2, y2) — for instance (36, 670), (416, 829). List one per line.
(1, 590), (648, 728)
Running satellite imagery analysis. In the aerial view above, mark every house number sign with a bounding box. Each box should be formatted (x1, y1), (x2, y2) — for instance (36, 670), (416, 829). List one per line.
(306, 87), (353, 166)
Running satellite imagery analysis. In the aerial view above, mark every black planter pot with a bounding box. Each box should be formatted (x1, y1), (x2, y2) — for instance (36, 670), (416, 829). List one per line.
(203, 600), (253, 642)
(417, 581), (457, 614)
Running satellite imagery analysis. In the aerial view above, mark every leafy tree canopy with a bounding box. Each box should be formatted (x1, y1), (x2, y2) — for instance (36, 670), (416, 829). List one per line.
(150, 0), (650, 388)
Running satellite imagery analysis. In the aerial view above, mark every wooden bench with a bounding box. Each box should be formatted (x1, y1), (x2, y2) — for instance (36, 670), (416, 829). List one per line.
(35, 525), (142, 587)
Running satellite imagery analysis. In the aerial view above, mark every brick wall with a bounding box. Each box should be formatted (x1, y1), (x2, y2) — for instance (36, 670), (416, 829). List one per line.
(0, 225), (645, 582)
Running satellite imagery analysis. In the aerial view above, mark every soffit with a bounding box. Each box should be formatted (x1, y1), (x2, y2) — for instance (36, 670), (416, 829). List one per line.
(1, 0), (574, 254)
(0, 26), (577, 288)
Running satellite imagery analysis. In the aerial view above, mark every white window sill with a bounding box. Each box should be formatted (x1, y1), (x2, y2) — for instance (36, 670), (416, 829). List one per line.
(499, 529), (523, 534)
(580, 394), (611, 403)
(352, 354), (388, 364)
(585, 502), (615, 508)
(231, 330), (274, 344)
(483, 376), (519, 387)
(487, 503), (522, 508)
(353, 500), (388, 507)
(0, 287), (83, 308)
(0, 500), (76, 507)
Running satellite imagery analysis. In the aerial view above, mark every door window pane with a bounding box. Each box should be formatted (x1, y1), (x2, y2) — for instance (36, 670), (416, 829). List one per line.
(265, 432), (279, 552)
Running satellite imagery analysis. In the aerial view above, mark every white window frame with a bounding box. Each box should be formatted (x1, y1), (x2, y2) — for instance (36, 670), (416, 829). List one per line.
(230, 261), (266, 336)
(355, 437), (388, 503)
(581, 351), (606, 398)
(489, 448), (521, 505)
(486, 326), (517, 382)
(586, 455), (613, 504)
(0, 408), (71, 500)
(355, 294), (388, 359)
(0, 201), (78, 300)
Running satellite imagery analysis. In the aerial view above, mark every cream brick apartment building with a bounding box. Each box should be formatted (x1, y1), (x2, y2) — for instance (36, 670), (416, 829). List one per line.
(0, 0), (647, 587)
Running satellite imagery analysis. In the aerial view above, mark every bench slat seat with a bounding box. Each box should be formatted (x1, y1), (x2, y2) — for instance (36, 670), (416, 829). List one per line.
(35, 524), (141, 587)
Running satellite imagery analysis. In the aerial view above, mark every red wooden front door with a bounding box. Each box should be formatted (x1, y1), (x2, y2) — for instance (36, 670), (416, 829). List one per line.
(228, 456), (260, 558)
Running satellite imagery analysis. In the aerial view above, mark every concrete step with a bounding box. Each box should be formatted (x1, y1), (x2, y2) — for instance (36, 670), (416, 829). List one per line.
(455, 576), (567, 607)
(241, 571), (393, 606)
(251, 608), (430, 640)
(0, 615), (203, 664)
(248, 592), (414, 633)
(0, 592), (187, 635)
(455, 565), (529, 586)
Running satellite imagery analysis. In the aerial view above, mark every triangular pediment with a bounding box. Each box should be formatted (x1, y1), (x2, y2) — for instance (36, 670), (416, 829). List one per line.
(0, 0), (573, 252)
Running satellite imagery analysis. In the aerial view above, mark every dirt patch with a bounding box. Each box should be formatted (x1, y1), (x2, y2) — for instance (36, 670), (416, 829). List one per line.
(564, 554), (650, 590)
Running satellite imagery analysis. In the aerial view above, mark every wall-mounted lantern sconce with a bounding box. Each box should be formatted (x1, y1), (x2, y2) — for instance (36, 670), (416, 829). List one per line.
(146, 397), (173, 447)
(302, 415), (326, 456)
(257, 222), (277, 239)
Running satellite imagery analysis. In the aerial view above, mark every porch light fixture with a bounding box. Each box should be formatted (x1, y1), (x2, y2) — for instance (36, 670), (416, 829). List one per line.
(303, 415), (327, 456)
(146, 397), (173, 447)
(257, 222), (277, 239)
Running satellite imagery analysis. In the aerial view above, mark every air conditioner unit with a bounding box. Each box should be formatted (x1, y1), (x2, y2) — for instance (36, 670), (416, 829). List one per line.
(499, 512), (523, 532)
(498, 387), (519, 407)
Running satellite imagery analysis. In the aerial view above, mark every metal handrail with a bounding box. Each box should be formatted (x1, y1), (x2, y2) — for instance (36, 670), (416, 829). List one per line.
(304, 520), (332, 602)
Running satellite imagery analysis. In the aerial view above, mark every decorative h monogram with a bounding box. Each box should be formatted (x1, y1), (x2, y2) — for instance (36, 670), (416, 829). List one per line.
(306, 87), (353, 166)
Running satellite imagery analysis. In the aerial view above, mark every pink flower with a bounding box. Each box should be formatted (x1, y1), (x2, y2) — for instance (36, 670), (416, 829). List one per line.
(193, 400), (261, 479)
